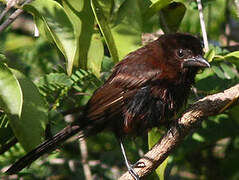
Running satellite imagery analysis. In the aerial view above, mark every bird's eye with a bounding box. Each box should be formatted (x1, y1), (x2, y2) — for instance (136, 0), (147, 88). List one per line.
(177, 49), (184, 58)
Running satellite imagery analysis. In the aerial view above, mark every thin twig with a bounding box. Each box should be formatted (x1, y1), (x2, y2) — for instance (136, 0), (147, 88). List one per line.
(0, 0), (33, 34)
(118, 83), (239, 179)
(197, 0), (209, 52)
(79, 137), (93, 180)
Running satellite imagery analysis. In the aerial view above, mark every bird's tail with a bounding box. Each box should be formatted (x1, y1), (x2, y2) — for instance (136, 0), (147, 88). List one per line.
(6, 123), (83, 175)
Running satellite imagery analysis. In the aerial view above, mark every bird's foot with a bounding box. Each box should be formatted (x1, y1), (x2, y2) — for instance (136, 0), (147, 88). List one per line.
(126, 161), (145, 180)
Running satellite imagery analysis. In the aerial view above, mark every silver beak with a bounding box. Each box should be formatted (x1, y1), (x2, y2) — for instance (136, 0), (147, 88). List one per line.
(183, 55), (210, 68)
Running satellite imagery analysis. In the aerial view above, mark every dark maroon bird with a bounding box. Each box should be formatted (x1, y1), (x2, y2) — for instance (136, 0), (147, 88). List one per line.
(6, 33), (210, 179)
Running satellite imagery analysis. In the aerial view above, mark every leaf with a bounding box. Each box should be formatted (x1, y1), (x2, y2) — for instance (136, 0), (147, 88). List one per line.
(62, 0), (95, 69)
(205, 48), (215, 62)
(110, 0), (142, 59)
(223, 51), (239, 68)
(91, 0), (119, 63)
(159, 2), (186, 33)
(91, 0), (142, 60)
(24, 0), (77, 75)
(148, 128), (168, 180)
(37, 73), (73, 93)
(10, 70), (48, 152)
(214, 51), (239, 65)
(211, 64), (226, 79)
(192, 132), (205, 142)
(0, 62), (22, 117)
(144, 0), (172, 20)
(220, 62), (236, 79)
(87, 34), (104, 78)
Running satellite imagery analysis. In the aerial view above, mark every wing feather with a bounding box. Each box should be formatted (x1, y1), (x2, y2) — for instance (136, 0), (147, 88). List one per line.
(85, 43), (162, 124)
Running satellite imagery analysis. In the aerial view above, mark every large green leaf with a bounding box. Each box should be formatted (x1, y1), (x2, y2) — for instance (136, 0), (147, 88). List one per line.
(148, 128), (168, 180)
(10, 70), (48, 152)
(0, 62), (22, 117)
(0, 62), (21, 150)
(24, 0), (77, 75)
(91, 0), (119, 62)
(110, 0), (142, 59)
(62, 0), (95, 69)
(91, 0), (142, 61)
(214, 51), (239, 68)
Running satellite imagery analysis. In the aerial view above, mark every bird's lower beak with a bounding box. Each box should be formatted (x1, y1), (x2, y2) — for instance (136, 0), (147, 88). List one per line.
(183, 56), (210, 68)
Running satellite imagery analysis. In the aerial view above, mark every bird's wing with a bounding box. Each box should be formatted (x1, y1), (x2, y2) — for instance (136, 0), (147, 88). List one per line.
(85, 46), (162, 122)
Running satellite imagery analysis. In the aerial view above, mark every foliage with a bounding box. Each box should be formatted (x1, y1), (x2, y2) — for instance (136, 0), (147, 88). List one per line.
(0, 0), (238, 179)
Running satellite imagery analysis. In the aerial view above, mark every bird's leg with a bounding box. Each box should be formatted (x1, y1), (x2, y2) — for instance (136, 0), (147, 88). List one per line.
(119, 139), (140, 180)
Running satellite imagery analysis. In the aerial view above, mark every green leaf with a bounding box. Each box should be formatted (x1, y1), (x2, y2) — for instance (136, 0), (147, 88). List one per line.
(62, 0), (95, 69)
(148, 128), (168, 180)
(223, 51), (239, 68)
(224, 51), (239, 59)
(205, 48), (215, 62)
(91, 0), (119, 63)
(10, 70), (48, 152)
(211, 65), (226, 79)
(144, 0), (172, 20)
(110, 0), (142, 59)
(213, 51), (239, 70)
(220, 62), (236, 79)
(91, 0), (142, 60)
(0, 62), (22, 147)
(24, 0), (77, 75)
(87, 34), (104, 78)
(37, 73), (73, 91)
(0, 62), (22, 117)
(192, 132), (205, 142)
(159, 2), (186, 33)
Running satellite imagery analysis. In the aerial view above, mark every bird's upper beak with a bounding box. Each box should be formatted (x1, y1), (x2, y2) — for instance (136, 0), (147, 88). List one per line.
(183, 55), (210, 68)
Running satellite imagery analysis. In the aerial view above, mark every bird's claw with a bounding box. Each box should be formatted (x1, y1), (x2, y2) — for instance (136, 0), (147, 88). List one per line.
(127, 162), (140, 180)
(126, 161), (145, 180)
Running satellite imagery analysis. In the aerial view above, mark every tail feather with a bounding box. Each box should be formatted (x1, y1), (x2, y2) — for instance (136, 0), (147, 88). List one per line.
(6, 123), (82, 175)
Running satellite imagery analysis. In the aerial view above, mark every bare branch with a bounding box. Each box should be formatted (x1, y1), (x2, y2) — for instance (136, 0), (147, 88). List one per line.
(0, 0), (33, 34)
(119, 83), (239, 180)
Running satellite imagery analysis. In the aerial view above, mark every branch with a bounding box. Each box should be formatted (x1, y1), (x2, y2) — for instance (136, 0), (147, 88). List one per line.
(119, 83), (239, 180)
(0, 0), (33, 34)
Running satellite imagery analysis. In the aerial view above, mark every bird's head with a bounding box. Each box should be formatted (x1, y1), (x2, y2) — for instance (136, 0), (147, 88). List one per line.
(159, 33), (210, 72)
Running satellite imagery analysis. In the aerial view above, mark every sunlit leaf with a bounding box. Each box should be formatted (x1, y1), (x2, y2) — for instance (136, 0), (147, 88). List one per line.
(10, 70), (48, 152)
(24, 0), (77, 75)
(0, 62), (22, 117)
(192, 132), (205, 142)
(91, 0), (119, 62)
(205, 48), (215, 62)
(144, 0), (172, 20)
(91, 0), (142, 60)
(62, 0), (95, 69)
(87, 33), (104, 78)
(110, 0), (142, 59)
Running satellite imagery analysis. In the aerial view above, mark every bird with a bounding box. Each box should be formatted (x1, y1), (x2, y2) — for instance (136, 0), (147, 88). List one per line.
(6, 33), (210, 179)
